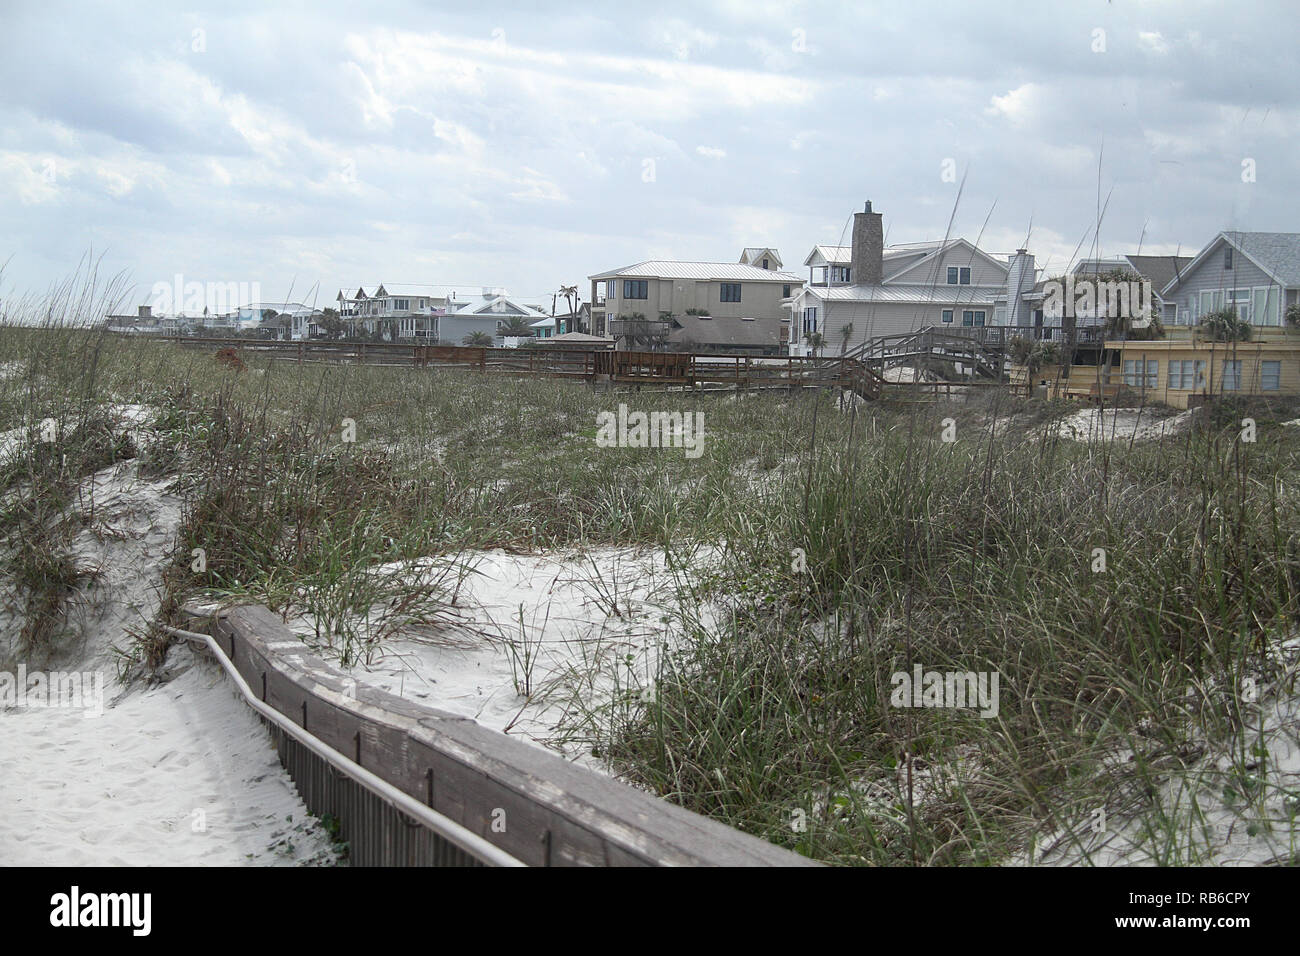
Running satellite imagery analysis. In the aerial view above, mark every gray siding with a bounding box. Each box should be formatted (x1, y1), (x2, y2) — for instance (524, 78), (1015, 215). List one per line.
(1167, 237), (1283, 325)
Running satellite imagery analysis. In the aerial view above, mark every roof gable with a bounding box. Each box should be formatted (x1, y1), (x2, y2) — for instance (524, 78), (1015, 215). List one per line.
(1162, 232), (1300, 295)
(882, 238), (1009, 285)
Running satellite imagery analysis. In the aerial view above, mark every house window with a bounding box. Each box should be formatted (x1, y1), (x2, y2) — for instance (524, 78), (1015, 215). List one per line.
(942, 309), (953, 324)
(623, 280), (648, 299)
(802, 307), (817, 335)
(762, 258), (769, 269)
(831, 266), (852, 283)
(1261, 360), (1281, 391)
(1123, 359), (1159, 388)
(1224, 247), (1233, 270)
(395, 299), (410, 311)
(947, 267), (959, 285)
(1169, 359), (1207, 390)
(961, 310), (985, 327)
(720, 283), (742, 303)
(1222, 360), (1242, 391)
(960, 267), (971, 285)
(782, 284), (792, 297)
(1228, 289), (1252, 323)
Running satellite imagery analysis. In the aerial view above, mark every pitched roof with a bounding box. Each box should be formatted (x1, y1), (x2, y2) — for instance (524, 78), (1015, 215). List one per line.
(739, 247), (783, 268)
(801, 284), (1000, 305)
(589, 260), (802, 282)
(1120, 254), (1196, 294)
(1160, 232), (1300, 295)
(1222, 232), (1300, 286)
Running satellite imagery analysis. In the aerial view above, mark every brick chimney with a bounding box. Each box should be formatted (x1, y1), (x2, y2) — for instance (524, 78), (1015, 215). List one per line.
(851, 200), (884, 286)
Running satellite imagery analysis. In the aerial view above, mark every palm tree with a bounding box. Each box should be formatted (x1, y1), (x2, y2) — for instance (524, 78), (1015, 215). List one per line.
(499, 317), (534, 338)
(558, 284), (580, 333)
(839, 322), (854, 355)
(463, 331), (493, 346)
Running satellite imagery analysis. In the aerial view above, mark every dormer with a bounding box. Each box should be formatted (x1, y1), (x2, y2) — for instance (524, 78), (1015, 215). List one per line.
(740, 247), (783, 271)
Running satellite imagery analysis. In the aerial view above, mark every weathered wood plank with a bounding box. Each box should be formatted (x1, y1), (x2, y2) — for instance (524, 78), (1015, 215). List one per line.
(190, 602), (817, 867)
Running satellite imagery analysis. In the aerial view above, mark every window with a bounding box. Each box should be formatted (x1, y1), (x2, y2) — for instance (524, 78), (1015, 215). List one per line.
(1228, 288), (1252, 323)
(395, 299), (410, 311)
(1224, 247), (1233, 270)
(960, 267), (971, 285)
(762, 258), (769, 269)
(1169, 359), (1207, 390)
(720, 283), (742, 303)
(947, 267), (959, 285)
(974, 310), (985, 326)
(831, 266), (851, 282)
(1222, 360), (1242, 391)
(623, 279), (648, 299)
(1123, 359), (1159, 388)
(802, 307), (817, 335)
(942, 309), (953, 324)
(782, 284), (792, 297)
(1261, 360), (1281, 391)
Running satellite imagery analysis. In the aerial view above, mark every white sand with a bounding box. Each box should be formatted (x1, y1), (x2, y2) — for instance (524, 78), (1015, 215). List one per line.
(0, 418), (340, 866)
(1041, 406), (1195, 442)
(290, 546), (714, 772)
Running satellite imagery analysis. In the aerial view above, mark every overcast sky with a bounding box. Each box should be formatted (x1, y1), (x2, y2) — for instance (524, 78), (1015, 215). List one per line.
(2, 0), (1296, 311)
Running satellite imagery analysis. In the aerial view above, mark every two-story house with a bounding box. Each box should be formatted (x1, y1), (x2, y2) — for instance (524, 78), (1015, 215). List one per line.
(1113, 232), (1300, 407)
(789, 202), (1013, 354)
(589, 250), (800, 351)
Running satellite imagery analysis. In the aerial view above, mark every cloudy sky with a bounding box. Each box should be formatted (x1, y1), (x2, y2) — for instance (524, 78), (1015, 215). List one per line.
(2, 0), (1296, 312)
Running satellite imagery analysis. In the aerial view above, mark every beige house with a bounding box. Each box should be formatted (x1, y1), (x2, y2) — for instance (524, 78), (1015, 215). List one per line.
(589, 251), (800, 351)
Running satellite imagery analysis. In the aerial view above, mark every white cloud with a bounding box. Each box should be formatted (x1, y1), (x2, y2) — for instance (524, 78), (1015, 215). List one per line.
(1138, 31), (1170, 55)
(696, 145), (726, 159)
(986, 83), (1041, 126)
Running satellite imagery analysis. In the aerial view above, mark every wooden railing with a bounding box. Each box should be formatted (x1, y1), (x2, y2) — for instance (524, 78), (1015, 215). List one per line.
(180, 604), (817, 867)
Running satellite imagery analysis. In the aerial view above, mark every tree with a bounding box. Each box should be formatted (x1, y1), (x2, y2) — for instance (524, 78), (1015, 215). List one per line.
(558, 284), (581, 332)
(499, 317), (535, 338)
(463, 331), (493, 346)
(320, 308), (343, 339)
(803, 331), (825, 356)
(839, 323), (854, 354)
(1286, 303), (1300, 330)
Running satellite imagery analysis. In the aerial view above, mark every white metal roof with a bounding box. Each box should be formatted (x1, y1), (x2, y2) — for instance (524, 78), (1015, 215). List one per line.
(589, 260), (802, 282)
(801, 284), (1002, 305)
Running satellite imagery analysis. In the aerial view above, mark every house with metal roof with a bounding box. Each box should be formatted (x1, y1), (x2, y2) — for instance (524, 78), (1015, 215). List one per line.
(789, 202), (1015, 354)
(588, 251), (801, 351)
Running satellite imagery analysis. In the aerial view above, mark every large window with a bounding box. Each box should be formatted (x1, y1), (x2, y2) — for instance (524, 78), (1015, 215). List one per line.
(1169, 359), (1207, 391)
(802, 307), (817, 335)
(831, 266), (851, 282)
(1123, 359), (1158, 388)
(1222, 360), (1242, 391)
(720, 283), (742, 303)
(1261, 360), (1281, 391)
(623, 279), (648, 299)
(962, 310), (986, 326)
